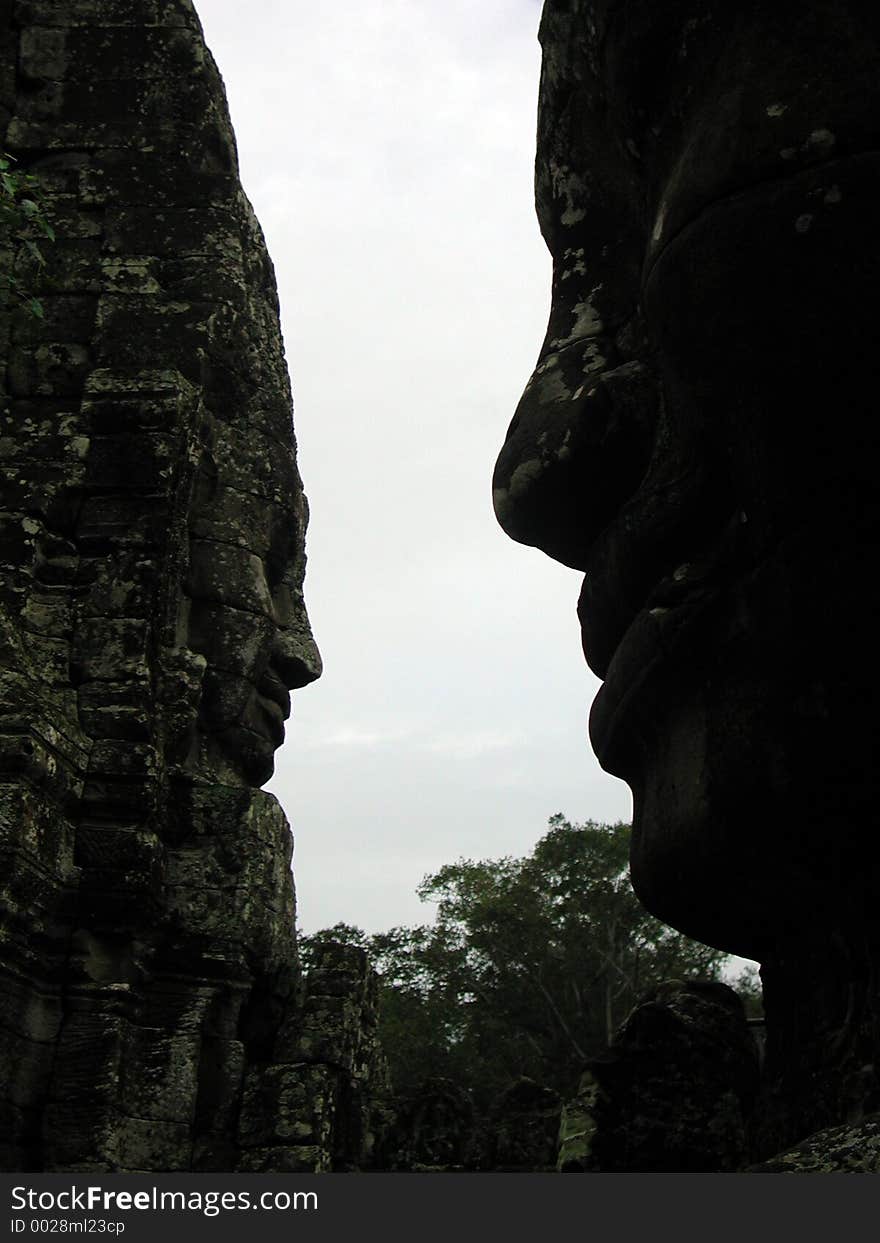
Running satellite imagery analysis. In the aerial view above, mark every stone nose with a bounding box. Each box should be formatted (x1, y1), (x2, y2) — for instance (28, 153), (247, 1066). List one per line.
(271, 622), (322, 690)
(493, 350), (659, 571)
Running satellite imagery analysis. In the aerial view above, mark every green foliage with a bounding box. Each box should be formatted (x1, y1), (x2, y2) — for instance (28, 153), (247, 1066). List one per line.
(0, 153), (55, 318)
(732, 963), (764, 1018)
(302, 816), (757, 1108)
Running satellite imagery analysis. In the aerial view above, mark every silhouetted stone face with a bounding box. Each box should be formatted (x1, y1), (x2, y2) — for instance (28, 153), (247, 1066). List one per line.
(495, 1), (880, 1153)
(0, 2), (386, 1173)
(557, 981), (759, 1172)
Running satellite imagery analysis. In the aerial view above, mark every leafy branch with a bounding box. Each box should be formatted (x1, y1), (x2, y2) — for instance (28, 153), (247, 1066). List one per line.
(0, 152), (55, 318)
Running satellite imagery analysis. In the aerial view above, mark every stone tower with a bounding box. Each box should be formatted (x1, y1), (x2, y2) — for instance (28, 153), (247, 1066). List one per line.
(1, 0), (384, 1172)
(495, 0), (880, 1162)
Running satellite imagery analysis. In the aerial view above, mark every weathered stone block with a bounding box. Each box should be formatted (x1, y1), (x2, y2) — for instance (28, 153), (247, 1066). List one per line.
(0, 514), (38, 566)
(20, 587), (70, 636)
(237, 1144), (329, 1174)
(6, 116), (147, 153)
(14, 0), (164, 25)
(72, 617), (150, 682)
(0, 780), (76, 870)
(77, 679), (152, 733)
(239, 1063), (335, 1149)
(11, 296), (96, 344)
(119, 1027), (200, 1123)
(76, 495), (171, 548)
(0, 1098), (40, 1171)
(7, 341), (92, 398)
(103, 206), (243, 262)
(749, 1115), (880, 1173)
(95, 295), (211, 382)
(64, 25), (205, 80)
(85, 431), (177, 489)
(115, 1115), (192, 1171)
(74, 823), (160, 873)
(18, 27), (68, 82)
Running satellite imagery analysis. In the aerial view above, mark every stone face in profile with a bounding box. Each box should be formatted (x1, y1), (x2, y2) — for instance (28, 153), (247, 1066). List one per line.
(495, 1), (880, 1150)
(184, 376), (322, 787)
(558, 981), (759, 1173)
(0, 1), (387, 1173)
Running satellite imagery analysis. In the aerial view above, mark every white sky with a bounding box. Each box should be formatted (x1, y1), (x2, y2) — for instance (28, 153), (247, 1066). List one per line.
(197, 0), (633, 934)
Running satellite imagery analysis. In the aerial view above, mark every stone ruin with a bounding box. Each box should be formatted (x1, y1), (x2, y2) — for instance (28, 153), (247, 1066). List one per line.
(495, 0), (880, 1170)
(0, 0), (387, 1172)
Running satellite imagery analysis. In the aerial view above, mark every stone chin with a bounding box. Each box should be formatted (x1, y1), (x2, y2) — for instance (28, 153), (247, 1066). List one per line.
(187, 589), (322, 787)
(195, 668), (292, 787)
(587, 596), (780, 959)
(583, 507), (872, 958)
(217, 721), (280, 787)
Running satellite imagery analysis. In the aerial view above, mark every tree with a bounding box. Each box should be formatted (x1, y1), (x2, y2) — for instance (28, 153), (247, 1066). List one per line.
(301, 817), (758, 1107)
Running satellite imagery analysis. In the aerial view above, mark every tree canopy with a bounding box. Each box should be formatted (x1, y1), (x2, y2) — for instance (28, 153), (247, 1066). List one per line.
(300, 816), (758, 1107)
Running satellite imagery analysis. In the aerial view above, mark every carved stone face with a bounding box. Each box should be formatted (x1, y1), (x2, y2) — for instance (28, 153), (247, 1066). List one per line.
(185, 409), (321, 788)
(494, 2), (880, 956)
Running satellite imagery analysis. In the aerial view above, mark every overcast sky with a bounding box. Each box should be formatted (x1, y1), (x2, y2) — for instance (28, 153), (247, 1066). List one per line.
(197, 0), (633, 934)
